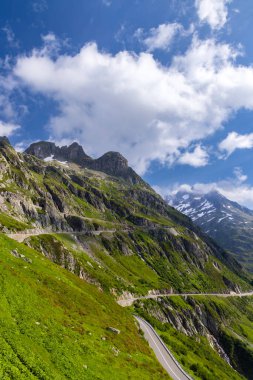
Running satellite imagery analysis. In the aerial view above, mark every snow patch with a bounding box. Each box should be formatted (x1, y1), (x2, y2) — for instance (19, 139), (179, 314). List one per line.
(198, 201), (213, 211)
(218, 216), (227, 223)
(44, 155), (54, 162)
(56, 160), (68, 166)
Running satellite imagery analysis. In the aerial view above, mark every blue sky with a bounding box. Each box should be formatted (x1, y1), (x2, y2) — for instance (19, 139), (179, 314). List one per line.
(1, 0), (253, 207)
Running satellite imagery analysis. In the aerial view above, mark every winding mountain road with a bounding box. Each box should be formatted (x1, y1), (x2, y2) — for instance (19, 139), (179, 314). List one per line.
(6, 225), (179, 243)
(135, 316), (192, 380)
(6, 229), (118, 243)
(118, 291), (253, 306)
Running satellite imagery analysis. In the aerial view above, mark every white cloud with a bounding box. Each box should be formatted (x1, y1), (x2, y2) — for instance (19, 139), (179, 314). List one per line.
(0, 72), (19, 120)
(40, 33), (69, 57)
(2, 25), (19, 48)
(219, 131), (253, 157)
(0, 121), (20, 136)
(195, 0), (231, 30)
(177, 145), (209, 167)
(32, 0), (48, 13)
(14, 140), (32, 152)
(135, 23), (183, 52)
(13, 34), (253, 174)
(0, 63), (23, 136)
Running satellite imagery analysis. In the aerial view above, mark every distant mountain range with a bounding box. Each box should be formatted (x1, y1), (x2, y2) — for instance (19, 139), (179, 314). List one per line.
(169, 190), (253, 272)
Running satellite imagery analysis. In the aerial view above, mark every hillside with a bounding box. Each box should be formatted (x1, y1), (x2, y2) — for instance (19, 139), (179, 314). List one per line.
(169, 190), (253, 272)
(0, 137), (249, 294)
(0, 137), (253, 379)
(0, 233), (168, 379)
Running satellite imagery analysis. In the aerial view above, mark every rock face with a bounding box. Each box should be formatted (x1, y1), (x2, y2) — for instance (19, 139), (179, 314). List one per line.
(25, 141), (91, 165)
(25, 141), (142, 184)
(107, 327), (120, 334)
(169, 190), (253, 272)
(0, 136), (11, 148)
(88, 151), (128, 176)
(139, 297), (231, 364)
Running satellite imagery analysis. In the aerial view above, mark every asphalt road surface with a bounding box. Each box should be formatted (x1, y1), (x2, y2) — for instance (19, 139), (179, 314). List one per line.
(135, 316), (192, 380)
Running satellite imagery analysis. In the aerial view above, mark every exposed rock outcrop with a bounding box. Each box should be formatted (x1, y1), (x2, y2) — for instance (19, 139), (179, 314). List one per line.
(25, 141), (143, 184)
(138, 297), (231, 364)
(25, 141), (91, 165)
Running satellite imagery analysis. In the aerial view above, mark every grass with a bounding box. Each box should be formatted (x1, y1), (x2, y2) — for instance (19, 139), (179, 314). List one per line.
(0, 212), (30, 231)
(25, 228), (251, 298)
(0, 234), (169, 379)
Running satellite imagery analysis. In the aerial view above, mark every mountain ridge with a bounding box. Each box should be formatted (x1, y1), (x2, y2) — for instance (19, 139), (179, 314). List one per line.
(25, 140), (142, 184)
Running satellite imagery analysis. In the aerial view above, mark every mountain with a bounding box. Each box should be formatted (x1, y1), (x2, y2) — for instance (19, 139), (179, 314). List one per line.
(25, 140), (91, 164)
(25, 140), (142, 184)
(169, 190), (253, 272)
(0, 136), (253, 379)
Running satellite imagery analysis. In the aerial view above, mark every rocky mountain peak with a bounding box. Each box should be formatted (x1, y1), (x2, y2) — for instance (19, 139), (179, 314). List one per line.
(0, 136), (22, 166)
(0, 136), (11, 148)
(25, 140), (91, 165)
(25, 140), (143, 184)
(57, 142), (91, 164)
(25, 141), (57, 159)
(91, 151), (129, 175)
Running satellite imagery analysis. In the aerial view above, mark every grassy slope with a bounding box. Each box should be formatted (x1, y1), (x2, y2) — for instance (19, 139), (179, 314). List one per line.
(26, 230), (251, 298)
(0, 212), (31, 231)
(22, 232), (253, 379)
(0, 234), (169, 380)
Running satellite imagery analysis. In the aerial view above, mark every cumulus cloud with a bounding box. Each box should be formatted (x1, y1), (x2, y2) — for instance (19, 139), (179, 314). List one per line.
(219, 131), (253, 157)
(0, 120), (20, 136)
(177, 145), (209, 167)
(195, 0), (231, 30)
(233, 166), (247, 183)
(135, 23), (183, 52)
(13, 34), (253, 174)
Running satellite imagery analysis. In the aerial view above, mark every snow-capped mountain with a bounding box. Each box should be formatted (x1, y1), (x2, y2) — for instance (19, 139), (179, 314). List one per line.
(168, 190), (253, 272)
